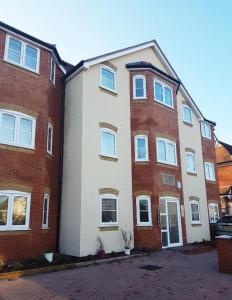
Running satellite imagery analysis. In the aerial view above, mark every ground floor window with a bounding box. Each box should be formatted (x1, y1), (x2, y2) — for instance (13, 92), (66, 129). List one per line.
(100, 194), (118, 226)
(42, 194), (49, 229)
(208, 203), (219, 223)
(136, 195), (152, 226)
(0, 190), (31, 230)
(190, 200), (200, 224)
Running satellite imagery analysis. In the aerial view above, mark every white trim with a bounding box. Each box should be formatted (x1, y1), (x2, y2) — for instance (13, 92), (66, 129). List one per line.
(42, 193), (49, 229)
(204, 162), (215, 181)
(100, 127), (117, 158)
(0, 109), (36, 149)
(4, 34), (40, 74)
(133, 75), (147, 99)
(190, 199), (201, 224)
(183, 105), (193, 125)
(99, 193), (118, 226)
(50, 58), (56, 85)
(47, 122), (53, 155)
(186, 151), (197, 174)
(208, 203), (219, 223)
(201, 122), (211, 140)
(156, 137), (177, 166)
(136, 195), (152, 226)
(0, 190), (31, 231)
(134, 135), (149, 161)
(99, 65), (116, 93)
(154, 80), (174, 109)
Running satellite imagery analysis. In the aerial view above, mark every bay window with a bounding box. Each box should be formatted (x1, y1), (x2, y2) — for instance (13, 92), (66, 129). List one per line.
(204, 162), (215, 181)
(133, 75), (146, 99)
(135, 135), (149, 161)
(156, 138), (177, 166)
(154, 81), (173, 108)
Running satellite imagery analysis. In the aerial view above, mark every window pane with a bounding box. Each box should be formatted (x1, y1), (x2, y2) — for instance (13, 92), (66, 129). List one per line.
(7, 38), (22, 64)
(209, 164), (215, 180)
(0, 195), (8, 226)
(140, 211), (149, 222)
(24, 45), (37, 70)
(102, 131), (115, 156)
(157, 140), (166, 161)
(137, 138), (146, 159)
(102, 211), (117, 223)
(135, 78), (144, 97)
(101, 198), (117, 223)
(50, 60), (55, 82)
(167, 143), (176, 164)
(102, 198), (116, 210)
(155, 82), (163, 102)
(205, 124), (211, 138)
(191, 203), (199, 221)
(164, 87), (172, 106)
(160, 199), (166, 214)
(12, 196), (27, 225)
(19, 118), (32, 146)
(139, 199), (148, 211)
(162, 231), (168, 247)
(0, 113), (15, 143)
(184, 107), (192, 123)
(101, 68), (115, 91)
(187, 154), (195, 172)
(47, 125), (53, 153)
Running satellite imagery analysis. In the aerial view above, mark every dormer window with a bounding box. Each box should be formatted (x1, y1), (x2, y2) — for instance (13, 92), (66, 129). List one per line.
(133, 75), (146, 99)
(5, 35), (40, 73)
(201, 122), (211, 140)
(100, 65), (116, 92)
(154, 81), (173, 108)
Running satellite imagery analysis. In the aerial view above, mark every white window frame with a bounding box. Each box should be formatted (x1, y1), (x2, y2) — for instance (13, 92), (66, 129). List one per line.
(133, 75), (146, 99)
(4, 34), (40, 73)
(186, 152), (197, 174)
(47, 123), (53, 155)
(204, 162), (215, 181)
(134, 135), (149, 161)
(154, 80), (174, 108)
(208, 203), (219, 223)
(183, 105), (193, 124)
(0, 190), (31, 231)
(190, 200), (201, 224)
(0, 109), (36, 149)
(100, 65), (116, 93)
(156, 137), (177, 166)
(201, 122), (211, 140)
(50, 58), (56, 85)
(100, 127), (117, 158)
(136, 195), (152, 226)
(99, 194), (118, 227)
(42, 194), (49, 229)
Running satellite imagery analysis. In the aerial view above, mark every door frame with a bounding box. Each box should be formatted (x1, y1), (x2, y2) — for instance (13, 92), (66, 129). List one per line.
(160, 196), (183, 248)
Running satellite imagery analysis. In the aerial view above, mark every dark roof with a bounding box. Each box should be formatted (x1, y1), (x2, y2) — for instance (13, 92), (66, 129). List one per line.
(126, 61), (181, 85)
(220, 185), (232, 196)
(0, 20), (70, 70)
(204, 117), (216, 126)
(219, 141), (232, 155)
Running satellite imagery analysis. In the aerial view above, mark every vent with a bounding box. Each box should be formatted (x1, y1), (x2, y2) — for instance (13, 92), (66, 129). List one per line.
(139, 265), (162, 271)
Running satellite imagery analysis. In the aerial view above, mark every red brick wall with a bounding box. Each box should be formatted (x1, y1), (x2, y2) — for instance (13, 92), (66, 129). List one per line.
(216, 237), (232, 274)
(0, 30), (63, 263)
(130, 70), (186, 250)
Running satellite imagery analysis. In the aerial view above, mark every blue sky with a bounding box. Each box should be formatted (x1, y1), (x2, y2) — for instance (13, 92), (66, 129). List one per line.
(1, 0), (231, 143)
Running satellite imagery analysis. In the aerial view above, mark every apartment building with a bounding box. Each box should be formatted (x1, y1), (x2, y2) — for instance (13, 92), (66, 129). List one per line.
(0, 21), (68, 263)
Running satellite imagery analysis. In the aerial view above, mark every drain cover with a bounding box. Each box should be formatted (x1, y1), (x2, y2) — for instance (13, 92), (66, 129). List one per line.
(139, 265), (162, 271)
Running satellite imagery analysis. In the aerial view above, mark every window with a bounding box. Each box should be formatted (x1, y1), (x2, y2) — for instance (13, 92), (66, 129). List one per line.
(42, 194), (49, 229)
(183, 105), (192, 124)
(47, 123), (53, 155)
(134, 135), (149, 161)
(156, 138), (177, 166)
(101, 128), (116, 158)
(100, 65), (116, 92)
(100, 194), (118, 226)
(186, 152), (196, 174)
(133, 75), (146, 99)
(154, 81), (173, 108)
(0, 191), (30, 230)
(0, 110), (35, 149)
(201, 122), (211, 139)
(5, 35), (39, 72)
(190, 200), (200, 224)
(50, 58), (56, 85)
(136, 196), (152, 226)
(204, 162), (215, 181)
(208, 203), (219, 223)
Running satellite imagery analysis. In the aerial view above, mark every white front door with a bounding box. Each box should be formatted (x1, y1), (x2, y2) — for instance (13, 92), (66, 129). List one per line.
(160, 197), (183, 248)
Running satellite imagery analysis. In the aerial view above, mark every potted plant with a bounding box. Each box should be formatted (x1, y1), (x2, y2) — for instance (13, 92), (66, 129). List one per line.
(97, 236), (106, 259)
(121, 229), (132, 255)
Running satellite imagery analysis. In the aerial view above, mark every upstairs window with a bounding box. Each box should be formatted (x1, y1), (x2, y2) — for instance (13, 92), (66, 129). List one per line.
(133, 75), (146, 99)
(134, 135), (149, 161)
(156, 138), (177, 166)
(154, 81), (173, 108)
(190, 200), (200, 224)
(101, 128), (116, 158)
(204, 162), (215, 181)
(100, 66), (116, 92)
(201, 122), (211, 140)
(42, 194), (49, 229)
(208, 203), (219, 223)
(186, 152), (197, 174)
(183, 105), (192, 124)
(50, 58), (56, 85)
(100, 194), (118, 226)
(5, 35), (40, 72)
(136, 196), (152, 226)
(47, 123), (53, 155)
(0, 110), (35, 149)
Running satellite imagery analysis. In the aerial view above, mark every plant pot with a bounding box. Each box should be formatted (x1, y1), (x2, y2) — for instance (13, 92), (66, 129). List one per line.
(44, 252), (53, 263)
(124, 248), (131, 256)
(97, 250), (106, 259)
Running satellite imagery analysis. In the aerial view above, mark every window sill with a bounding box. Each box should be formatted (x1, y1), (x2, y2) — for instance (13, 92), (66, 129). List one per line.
(133, 97), (147, 100)
(201, 136), (211, 141)
(0, 228), (31, 234)
(187, 172), (197, 176)
(191, 223), (201, 226)
(0, 142), (35, 154)
(154, 99), (174, 110)
(157, 161), (178, 168)
(99, 226), (119, 231)
(183, 121), (193, 127)
(98, 224), (118, 228)
(205, 179), (216, 183)
(136, 224), (153, 227)
(99, 155), (118, 162)
(3, 59), (40, 75)
(99, 86), (117, 96)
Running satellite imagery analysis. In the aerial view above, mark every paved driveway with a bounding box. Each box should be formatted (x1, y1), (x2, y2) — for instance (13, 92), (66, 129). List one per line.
(0, 250), (231, 300)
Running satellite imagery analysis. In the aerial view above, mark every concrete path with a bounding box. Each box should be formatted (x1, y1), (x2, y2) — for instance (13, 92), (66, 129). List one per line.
(0, 250), (231, 299)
